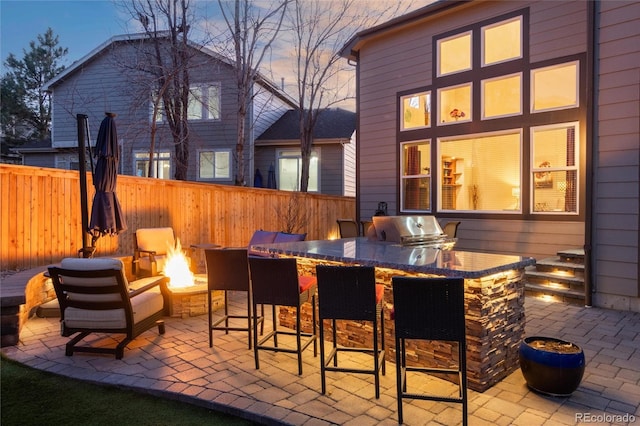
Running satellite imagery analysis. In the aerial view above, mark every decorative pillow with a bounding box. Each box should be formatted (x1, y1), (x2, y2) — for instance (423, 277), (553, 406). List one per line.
(248, 230), (278, 245)
(274, 232), (306, 243)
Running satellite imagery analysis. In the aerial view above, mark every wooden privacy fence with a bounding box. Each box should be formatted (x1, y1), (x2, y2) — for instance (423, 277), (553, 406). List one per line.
(0, 164), (355, 271)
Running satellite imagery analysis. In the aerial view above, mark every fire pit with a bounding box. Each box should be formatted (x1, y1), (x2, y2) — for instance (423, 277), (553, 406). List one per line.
(163, 240), (221, 318)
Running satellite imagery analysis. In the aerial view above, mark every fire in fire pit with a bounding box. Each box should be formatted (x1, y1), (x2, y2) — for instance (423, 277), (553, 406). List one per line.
(164, 239), (195, 289)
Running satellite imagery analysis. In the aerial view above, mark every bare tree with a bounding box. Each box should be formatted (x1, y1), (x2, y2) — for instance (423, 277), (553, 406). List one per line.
(127, 0), (194, 180)
(216, 0), (289, 186)
(288, 0), (408, 192)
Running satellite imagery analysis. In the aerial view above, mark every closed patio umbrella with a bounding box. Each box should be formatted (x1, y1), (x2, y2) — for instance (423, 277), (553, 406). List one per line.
(88, 112), (127, 249)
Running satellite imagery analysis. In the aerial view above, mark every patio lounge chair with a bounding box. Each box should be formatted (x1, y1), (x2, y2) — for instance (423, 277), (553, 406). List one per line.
(48, 257), (169, 359)
(133, 227), (177, 278)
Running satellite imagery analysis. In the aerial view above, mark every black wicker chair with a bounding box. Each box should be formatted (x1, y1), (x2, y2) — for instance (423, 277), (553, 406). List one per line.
(248, 257), (317, 375)
(391, 276), (468, 425)
(315, 265), (386, 398)
(205, 248), (263, 349)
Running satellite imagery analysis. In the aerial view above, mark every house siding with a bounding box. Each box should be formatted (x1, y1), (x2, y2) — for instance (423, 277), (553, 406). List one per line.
(343, 132), (356, 197)
(593, 0), (640, 308)
(46, 38), (292, 184)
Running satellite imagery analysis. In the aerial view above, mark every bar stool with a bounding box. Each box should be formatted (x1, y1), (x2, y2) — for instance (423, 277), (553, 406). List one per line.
(315, 265), (386, 398)
(248, 257), (317, 375)
(391, 276), (468, 425)
(205, 248), (263, 349)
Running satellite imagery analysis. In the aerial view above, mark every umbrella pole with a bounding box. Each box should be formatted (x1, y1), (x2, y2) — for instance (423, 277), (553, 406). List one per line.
(77, 114), (94, 258)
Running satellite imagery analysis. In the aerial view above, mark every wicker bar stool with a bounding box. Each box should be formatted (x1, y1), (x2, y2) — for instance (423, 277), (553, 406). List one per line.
(248, 257), (317, 375)
(205, 248), (263, 349)
(391, 276), (468, 425)
(315, 265), (386, 398)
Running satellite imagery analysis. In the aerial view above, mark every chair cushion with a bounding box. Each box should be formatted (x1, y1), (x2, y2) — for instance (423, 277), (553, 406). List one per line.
(375, 284), (385, 304)
(274, 232), (306, 243)
(136, 227), (175, 254)
(64, 286), (163, 330)
(298, 275), (317, 293)
(137, 255), (168, 274)
(61, 257), (124, 271)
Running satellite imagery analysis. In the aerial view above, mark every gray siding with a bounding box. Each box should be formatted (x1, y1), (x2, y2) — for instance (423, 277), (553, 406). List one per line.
(593, 0), (640, 307)
(343, 132), (356, 197)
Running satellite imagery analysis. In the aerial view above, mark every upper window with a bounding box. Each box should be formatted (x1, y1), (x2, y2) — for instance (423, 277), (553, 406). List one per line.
(482, 16), (522, 66)
(438, 83), (472, 125)
(400, 141), (431, 212)
(401, 92), (431, 131)
(152, 83), (221, 122)
(437, 31), (472, 76)
(531, 61), (579, 112)
(198, 149), (231, 181)
(188, 84), (221, 120)
(482, 73), (522, 119)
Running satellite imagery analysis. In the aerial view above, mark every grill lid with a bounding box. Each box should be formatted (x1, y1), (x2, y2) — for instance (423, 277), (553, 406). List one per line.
(371, 215), (455, 247)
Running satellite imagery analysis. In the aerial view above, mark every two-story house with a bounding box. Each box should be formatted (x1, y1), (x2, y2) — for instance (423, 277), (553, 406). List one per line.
(34, 33), (296, 185)
(340, 0), (639, 311)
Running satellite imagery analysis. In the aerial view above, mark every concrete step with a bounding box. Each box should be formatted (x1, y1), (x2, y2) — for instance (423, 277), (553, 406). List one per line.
(533, 257), (585, 277)
(557, 248), (585, 264)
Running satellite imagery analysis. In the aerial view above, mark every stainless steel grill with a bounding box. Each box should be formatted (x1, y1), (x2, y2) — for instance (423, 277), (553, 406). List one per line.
(371, 215), (456, 248)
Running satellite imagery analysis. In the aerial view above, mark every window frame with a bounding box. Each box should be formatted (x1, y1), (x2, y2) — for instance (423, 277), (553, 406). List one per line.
(276, 148), (321, 192)
(436, 30), (473, 77)
(481, 72), (523, 120)
(197, 148), (232, 182)
(134, 150), (172, 179)
(400, 140), (432, 213)
(531, 61), (580, 113)
(481, 15), (523, 67)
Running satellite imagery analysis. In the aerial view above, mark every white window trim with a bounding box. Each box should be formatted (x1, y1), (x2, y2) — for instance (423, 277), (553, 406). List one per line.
(400, 92), (431, 132)
(437, 82), (473, 126)
(276, 148), (321, 192)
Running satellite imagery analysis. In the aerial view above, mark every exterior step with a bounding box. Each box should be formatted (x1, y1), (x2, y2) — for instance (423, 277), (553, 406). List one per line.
(533, 257), (585, 278)
(524, 248), (586, 306)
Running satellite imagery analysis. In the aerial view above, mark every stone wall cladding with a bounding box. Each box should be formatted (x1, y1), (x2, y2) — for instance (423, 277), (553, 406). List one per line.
(278, 256), (526, 392)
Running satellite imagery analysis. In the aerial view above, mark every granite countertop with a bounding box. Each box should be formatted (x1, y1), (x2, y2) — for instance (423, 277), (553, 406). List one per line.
(251, 237), (536, 279)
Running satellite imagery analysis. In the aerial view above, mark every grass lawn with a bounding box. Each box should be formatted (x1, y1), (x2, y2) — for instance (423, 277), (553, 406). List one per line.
(1, 354), (258, 425)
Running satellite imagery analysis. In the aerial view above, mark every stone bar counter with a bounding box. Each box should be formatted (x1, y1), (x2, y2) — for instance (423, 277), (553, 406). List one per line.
(251, 237), (536, 392)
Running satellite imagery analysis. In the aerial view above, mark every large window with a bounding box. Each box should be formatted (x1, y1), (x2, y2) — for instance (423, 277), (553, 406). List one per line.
(401, 141), (431, 212)
(198, 149), (231, 181)
(531, 123), (578, 214)
(277, 149), (319, 192)
(399, 9), (583, 217)
(439, 132), (521, 212)
(135, 151), (171, 179)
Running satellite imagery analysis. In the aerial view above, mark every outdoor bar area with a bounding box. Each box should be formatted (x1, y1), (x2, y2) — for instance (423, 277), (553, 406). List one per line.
(252, 216), (536, 392)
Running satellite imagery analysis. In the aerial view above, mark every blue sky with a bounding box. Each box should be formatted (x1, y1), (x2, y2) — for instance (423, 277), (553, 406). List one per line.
(0, 1), (130, 73)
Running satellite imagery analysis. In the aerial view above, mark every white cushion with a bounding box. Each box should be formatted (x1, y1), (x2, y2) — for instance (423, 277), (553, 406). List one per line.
(61, 257), (124, 271)
(63, 285), (164, 330)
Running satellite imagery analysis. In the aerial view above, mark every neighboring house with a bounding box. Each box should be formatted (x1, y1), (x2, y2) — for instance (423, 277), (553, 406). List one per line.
(340, 1), (639, 311)
(37, 33), (296, 184)
(254, 108), (356, 196)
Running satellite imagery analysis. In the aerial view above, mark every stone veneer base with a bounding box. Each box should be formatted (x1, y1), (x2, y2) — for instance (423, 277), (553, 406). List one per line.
(278, 256), (526, 393)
